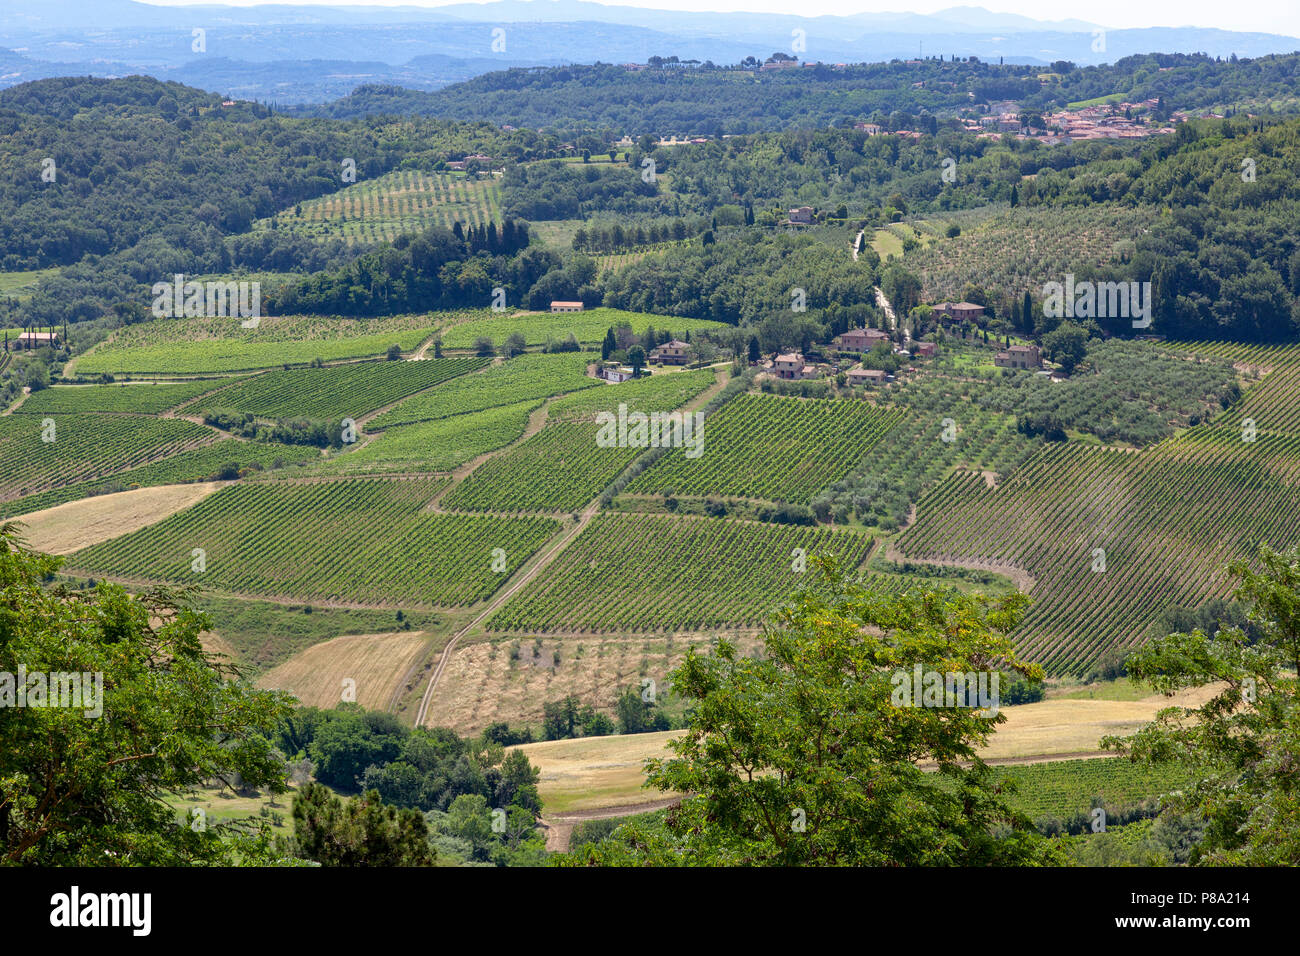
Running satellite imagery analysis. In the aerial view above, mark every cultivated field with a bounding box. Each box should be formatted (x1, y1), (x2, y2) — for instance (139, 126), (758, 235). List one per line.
(257, 631), (435, 710)
(897, 432), (1300, 675)
(339, 400), (543, 474)
(0, 413), (215, 502)
(489, 512), (876, 632)
(67, 477), (560, 606)
(369, 352), (596, 428)
(14, 379), (238, 416)
(903, 204), (1158, 301)
(13, 482), (225, 554)
(442, 420), (642, 513)
(189, 357), (487, 421)
(625, 394), (903, 504)
(0, 438), (320, 518)
(74, 314), (448, 375)
(261, 169), (502, 243)
(437, 307), (728, 349)
(422, 631), (760, 734)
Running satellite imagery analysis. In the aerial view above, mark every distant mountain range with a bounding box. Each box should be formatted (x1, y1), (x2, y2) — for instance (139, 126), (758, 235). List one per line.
(2, 1), (1297, 103)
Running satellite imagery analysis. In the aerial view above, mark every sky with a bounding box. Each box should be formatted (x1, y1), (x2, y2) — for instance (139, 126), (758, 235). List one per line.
(139, 1), (1300, 37)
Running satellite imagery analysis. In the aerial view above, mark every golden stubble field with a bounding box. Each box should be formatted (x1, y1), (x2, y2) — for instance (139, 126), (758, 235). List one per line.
(13, 482), (226, 554)
(258, 631), (435, 710)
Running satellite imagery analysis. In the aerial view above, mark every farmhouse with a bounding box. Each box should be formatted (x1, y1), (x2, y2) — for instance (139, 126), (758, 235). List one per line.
(837, 327), (891, 351)
(933, 301), (985, 322)
(995, 344), (1042, 370)
(650, 339), (690, 365)
(787, 206), (814, 225)
(600, 366), (635, 382)
(8, 330), (60, 351)
(847, 366), (888, 386)
(913, 341), (937, 357)
(550, 301), (585, 313)
(772, 352), (821, 380)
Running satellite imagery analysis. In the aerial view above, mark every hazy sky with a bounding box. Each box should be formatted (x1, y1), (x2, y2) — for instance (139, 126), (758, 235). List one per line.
(140, 1), (1300, 37)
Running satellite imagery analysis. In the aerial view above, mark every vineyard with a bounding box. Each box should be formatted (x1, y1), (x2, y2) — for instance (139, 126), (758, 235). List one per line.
(369, 352), (596, 428)
(0, 438), (320, 518)
(14, 379), (242, 416)
(75, 313), (449, 375)
(442, 420), (643, 513)
(488, 512), (876, 632)
(987, 758), (1196, 822)
(547, 368), (717, 421)
(625, 394), (903, 505)
(189, 357), (487, 421)
(261, 169), (502, 243)
(438, 307), (728, 349)
(1167, 341), (1300, 437)
(902, 203), (1158, 301)
(819, 380), (1041, 530)
(0, 414), (215, 503)
(895, 430), (1300, 675)
(67, 477), (560, 607)
(338, 400), (543, 473)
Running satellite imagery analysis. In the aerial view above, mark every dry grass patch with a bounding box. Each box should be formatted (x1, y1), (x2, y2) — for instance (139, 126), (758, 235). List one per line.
(511, 731), (683, 813)
(510, 684), (1223, 813)
(258, 631), (433, 709)
(14, 482), (225, 554)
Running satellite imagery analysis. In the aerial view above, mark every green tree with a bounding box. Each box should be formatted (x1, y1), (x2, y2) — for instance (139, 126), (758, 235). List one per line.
(628, 345), (646, 376)
(1042, 322), (1088, 374)
(444, 793), (496, 861)
(559, 560), (1057, 866)
(503, 332), (527, 358)
(1104, 544), (1300, 864)
(0, 526), (292, 865)
(602, 327), (616, 361)
(292, 783), (434, 866)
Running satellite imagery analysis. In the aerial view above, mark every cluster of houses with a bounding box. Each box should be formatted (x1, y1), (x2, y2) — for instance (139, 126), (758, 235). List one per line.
(961, 100), (1175, 145)
(761, 326), (940, 388)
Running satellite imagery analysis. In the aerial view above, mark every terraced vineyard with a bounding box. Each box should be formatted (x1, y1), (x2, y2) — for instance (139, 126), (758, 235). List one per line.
(896, 430), (1300, 675)
(15, 379), (241, 416)
(191, 357), (487, 421)
(488, 512), (876, 632)
(369, 352), (596, 428)
(547, 368), (717, 421)
(76, 313), (453, 375)
(261, 169), (502, 243)
(442, 420), (643, 513)
(438, 307), (728, 349)
(0, 414), (215, 503)
(67, 477), (559, 607)
(625, 394), (903, 504)
(0, 438), (320, 518)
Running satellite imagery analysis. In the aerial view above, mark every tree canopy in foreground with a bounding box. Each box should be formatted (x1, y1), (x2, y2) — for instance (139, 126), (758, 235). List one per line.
(559, 559), (1060, 865)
